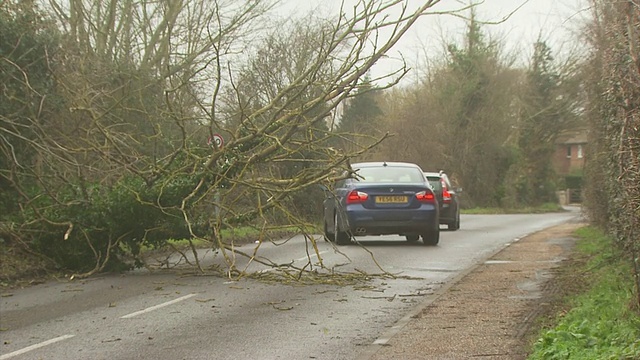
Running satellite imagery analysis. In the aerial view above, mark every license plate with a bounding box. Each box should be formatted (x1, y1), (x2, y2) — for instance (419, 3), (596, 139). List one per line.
(375, 196), (408, 204)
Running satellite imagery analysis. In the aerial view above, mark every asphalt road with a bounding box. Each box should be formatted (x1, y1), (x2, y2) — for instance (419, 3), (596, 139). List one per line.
(0, 210), (580, 360)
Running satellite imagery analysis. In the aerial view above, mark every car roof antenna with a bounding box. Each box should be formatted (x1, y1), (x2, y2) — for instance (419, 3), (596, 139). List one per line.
(383, 162), (388, 167)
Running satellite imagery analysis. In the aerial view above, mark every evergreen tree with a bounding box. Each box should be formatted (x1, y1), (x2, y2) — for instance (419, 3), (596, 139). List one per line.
(337, 76), (383, 134)
(436, 13), (514, 207)
(513, 41), (578, 206)
(0, 0), (61, 218)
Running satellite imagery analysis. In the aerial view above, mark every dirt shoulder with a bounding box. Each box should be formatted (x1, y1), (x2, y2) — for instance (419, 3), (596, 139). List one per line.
(359, 220), (587, 360)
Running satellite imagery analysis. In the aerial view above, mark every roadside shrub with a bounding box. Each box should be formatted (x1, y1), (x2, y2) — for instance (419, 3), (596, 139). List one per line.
(29, 174), (209, 273)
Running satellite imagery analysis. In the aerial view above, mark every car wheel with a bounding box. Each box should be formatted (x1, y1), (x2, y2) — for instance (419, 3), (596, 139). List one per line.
(334, 212), (351, 245)
(448, 210), (460, 231)
(422, 227), (440, 246)
(405, 234), (420, 242)
(324, 219), (335, 242)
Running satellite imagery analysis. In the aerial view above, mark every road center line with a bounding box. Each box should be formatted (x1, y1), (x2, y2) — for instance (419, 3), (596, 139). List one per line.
(121, 293), (196, 319)
(0, 334), (75, 360)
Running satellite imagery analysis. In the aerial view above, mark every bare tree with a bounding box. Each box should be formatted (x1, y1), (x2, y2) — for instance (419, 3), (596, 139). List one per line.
(2, 0), (467, 278)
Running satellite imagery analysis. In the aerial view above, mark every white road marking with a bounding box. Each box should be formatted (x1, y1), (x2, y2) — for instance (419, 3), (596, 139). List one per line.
(0, 334), (75, 359)
(373, 338), (389, 345)
(121, 293), (196, 319)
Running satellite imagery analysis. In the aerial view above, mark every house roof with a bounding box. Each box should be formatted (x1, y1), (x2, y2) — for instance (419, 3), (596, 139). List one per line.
(556, 129), (588, 144)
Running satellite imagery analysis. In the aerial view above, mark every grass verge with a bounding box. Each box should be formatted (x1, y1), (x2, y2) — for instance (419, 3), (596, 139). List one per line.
(161, 224), (317, 249)
(527, 226), (640, 360)
(463, 202), (566, 214)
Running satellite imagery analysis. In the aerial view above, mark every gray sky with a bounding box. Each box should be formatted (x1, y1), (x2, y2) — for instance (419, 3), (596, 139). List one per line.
(276, 0), (589, 85)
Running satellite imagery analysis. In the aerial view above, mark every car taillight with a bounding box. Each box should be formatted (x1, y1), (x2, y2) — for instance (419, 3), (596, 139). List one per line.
(442, 189), (452, 203)
(346, 190), (369, 204)
(441, 179), (451, 203)
(415, 191), (435, 202)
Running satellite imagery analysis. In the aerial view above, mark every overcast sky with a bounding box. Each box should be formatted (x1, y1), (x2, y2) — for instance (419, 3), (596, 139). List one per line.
(276, 0), (590, 85)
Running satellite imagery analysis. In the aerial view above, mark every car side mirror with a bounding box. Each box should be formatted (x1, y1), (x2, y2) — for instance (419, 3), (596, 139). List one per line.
(318, 184), (330, 192)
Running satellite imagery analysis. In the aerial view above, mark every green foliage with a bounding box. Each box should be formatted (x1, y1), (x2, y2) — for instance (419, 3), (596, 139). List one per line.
(564, 175), (583, 189)
(462, 202), (564, 214)
(528, 227), (640, 360)
(337, 76), (383, 134)
(28, 172), (208, 272)
(0, 1), (60, 114)
(0, 0), (61, 218)
(434, 13), (515, 208)
(505, 41), (578, 208)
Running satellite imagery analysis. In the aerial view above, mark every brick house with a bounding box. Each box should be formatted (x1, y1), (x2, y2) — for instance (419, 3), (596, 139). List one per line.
(553, 129), (588, 204)
(553, 129), (588, 176)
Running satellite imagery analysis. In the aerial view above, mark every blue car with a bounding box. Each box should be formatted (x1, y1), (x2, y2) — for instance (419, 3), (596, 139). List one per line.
(322, 162), (440, 245)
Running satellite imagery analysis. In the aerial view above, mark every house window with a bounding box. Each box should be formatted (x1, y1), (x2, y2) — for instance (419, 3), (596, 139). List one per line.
(566, 146), (572, 158)
(577, 145), (583, 159)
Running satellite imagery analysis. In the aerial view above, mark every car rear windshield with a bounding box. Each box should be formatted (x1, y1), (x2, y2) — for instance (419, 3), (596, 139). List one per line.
(426, 177), (442, 191)
(355, 166), (425, 183)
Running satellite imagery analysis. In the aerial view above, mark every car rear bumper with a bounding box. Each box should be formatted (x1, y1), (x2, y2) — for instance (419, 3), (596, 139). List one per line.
(439, 203), (457, 222)
(345, 210), (438, 236)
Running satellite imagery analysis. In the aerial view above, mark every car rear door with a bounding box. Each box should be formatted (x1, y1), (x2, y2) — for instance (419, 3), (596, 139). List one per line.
(426, 176), (444, 207)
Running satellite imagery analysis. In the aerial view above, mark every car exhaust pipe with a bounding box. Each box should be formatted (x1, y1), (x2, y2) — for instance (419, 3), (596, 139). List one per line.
(355, 227), (366, 235)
